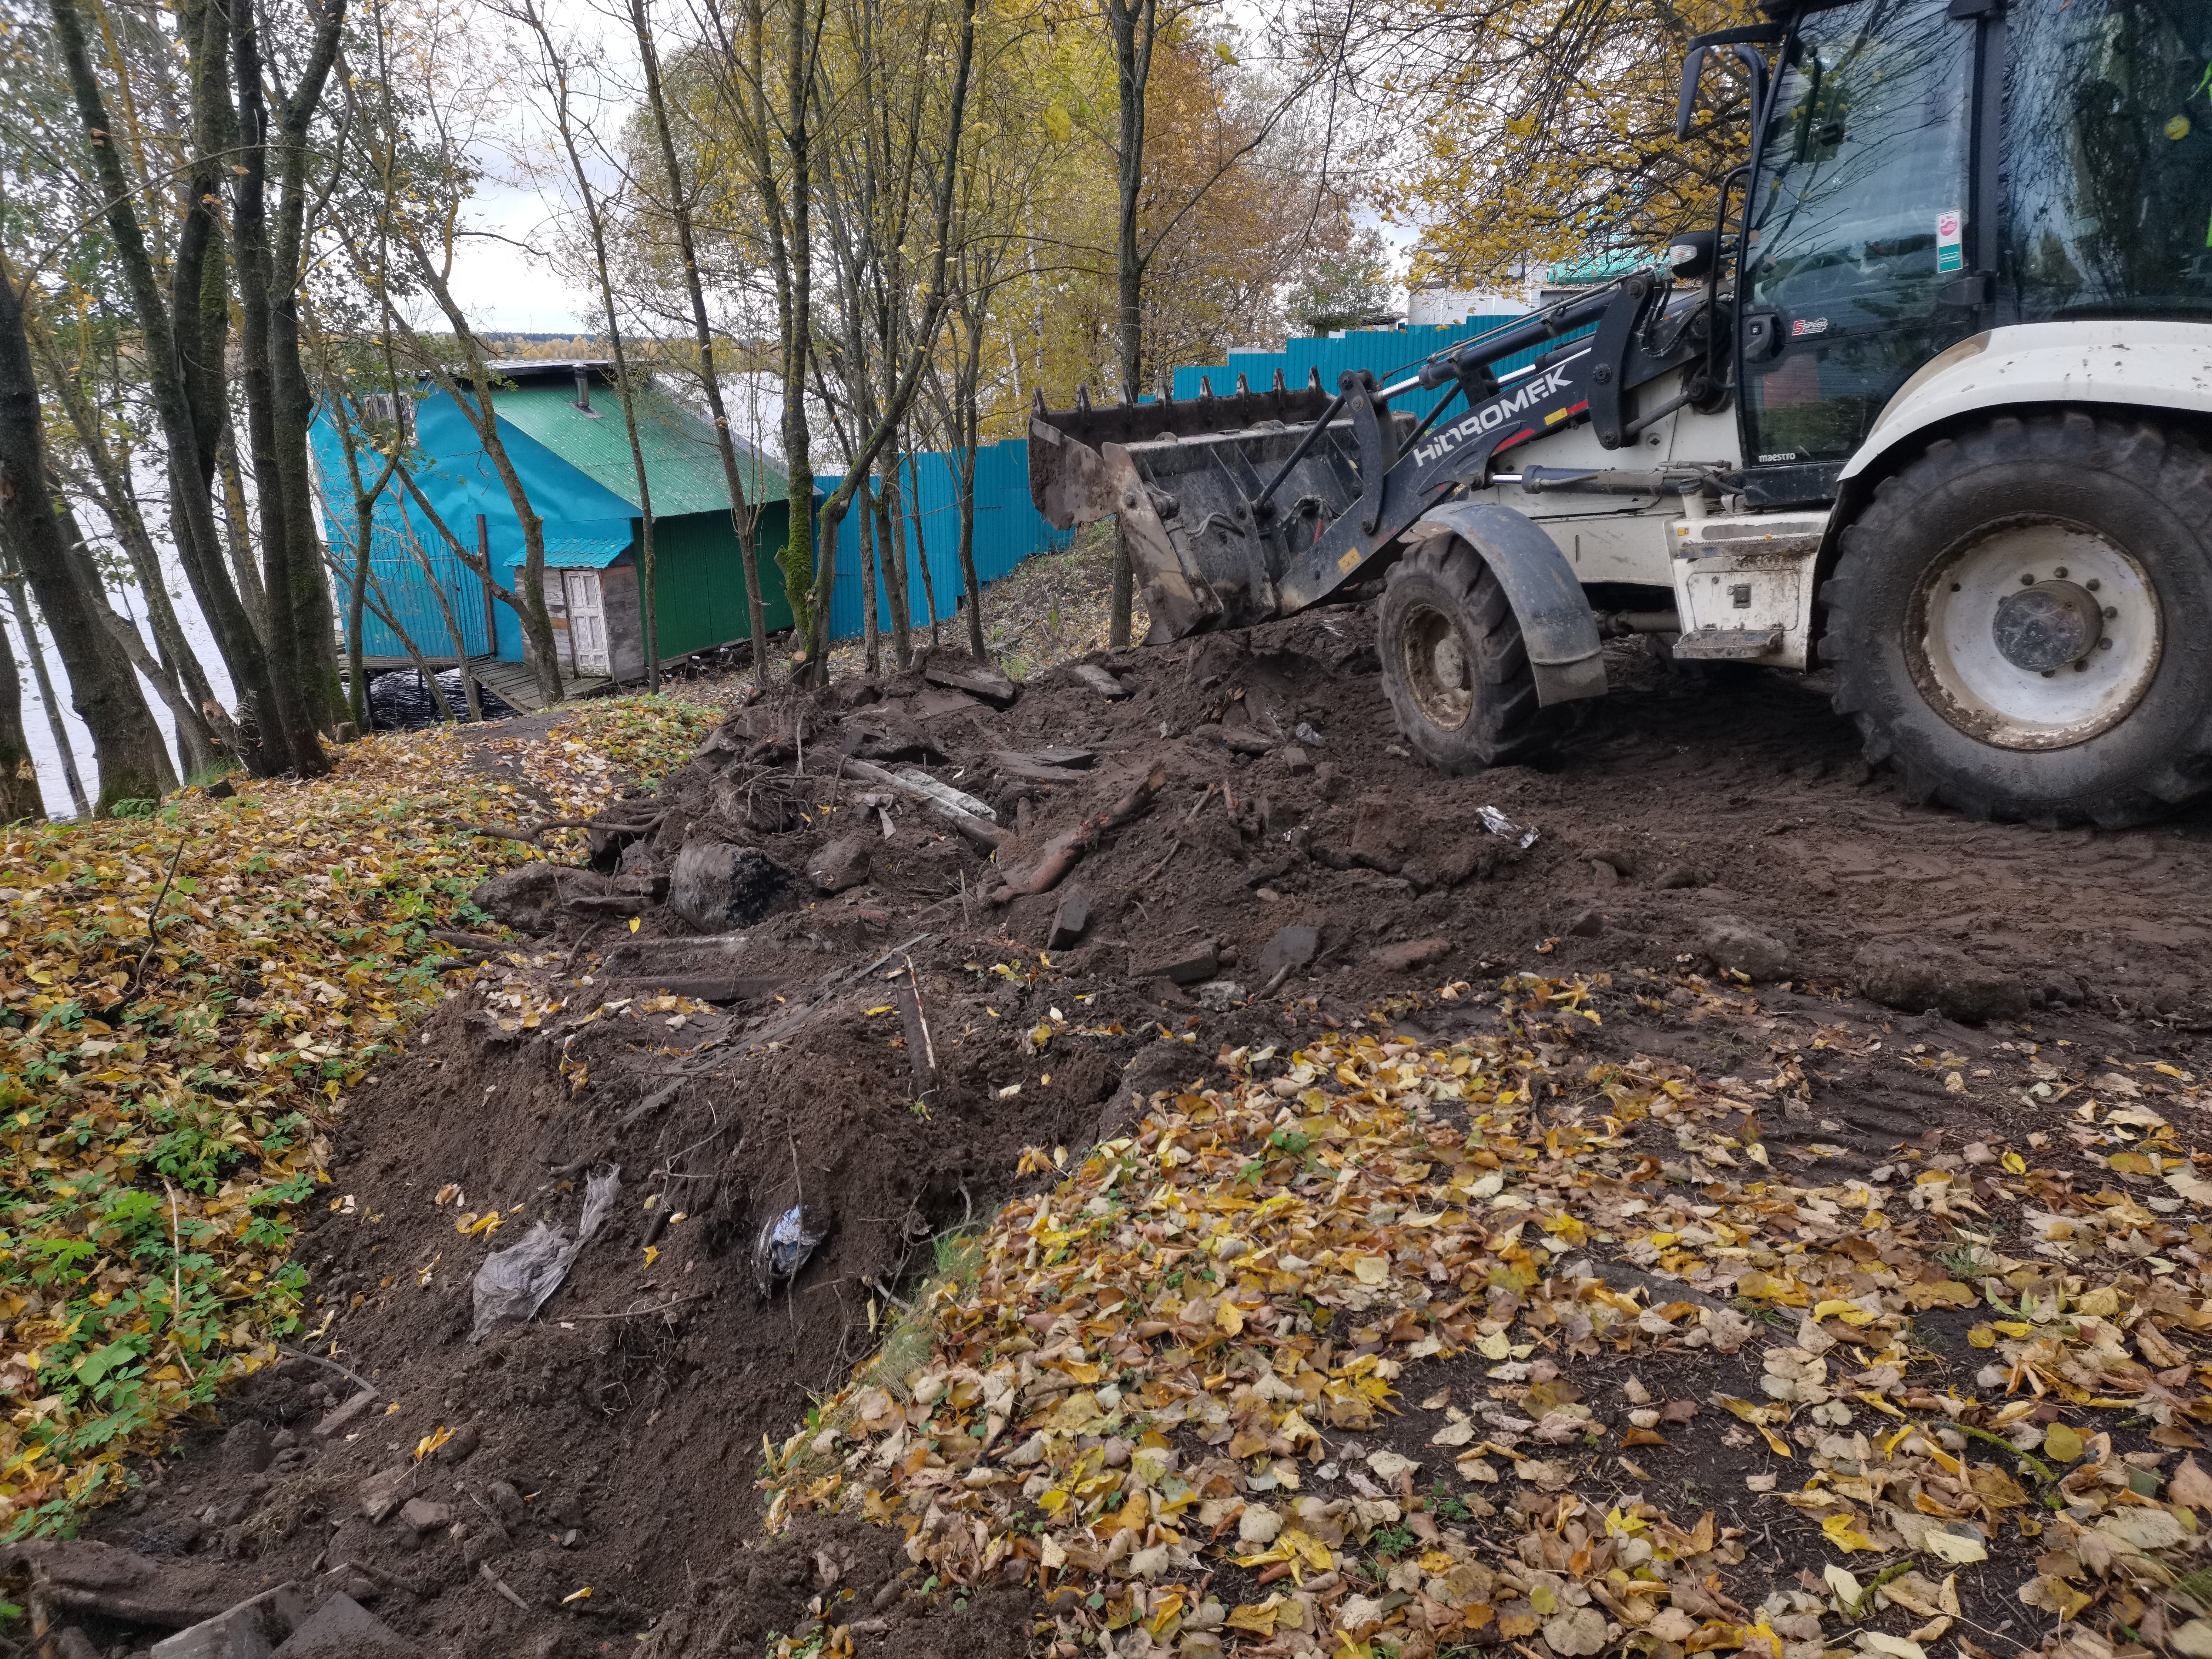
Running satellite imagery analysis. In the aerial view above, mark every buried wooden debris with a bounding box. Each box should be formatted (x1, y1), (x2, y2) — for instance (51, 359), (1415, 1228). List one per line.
(987, 762), (1167, 901)
(990, 749), (1090, 785)
(922, 656), (1019, 705)
(842, 759), (1009, 849)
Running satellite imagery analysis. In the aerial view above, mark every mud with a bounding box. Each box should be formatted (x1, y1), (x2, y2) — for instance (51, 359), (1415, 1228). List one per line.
(75, 606), (2212, 1657)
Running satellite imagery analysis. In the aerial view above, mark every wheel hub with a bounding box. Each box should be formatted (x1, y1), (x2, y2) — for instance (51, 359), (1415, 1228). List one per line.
(1991, 580), (2103, 672)
(1400, 604), (1473, 731)
(1909, 519), (2162, 751)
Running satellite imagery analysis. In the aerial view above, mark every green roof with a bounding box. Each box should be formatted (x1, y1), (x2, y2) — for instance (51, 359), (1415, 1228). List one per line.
(544, 535), (632, 568)
(495, 382), (791, 512)
(1545, 251), (1648, 286)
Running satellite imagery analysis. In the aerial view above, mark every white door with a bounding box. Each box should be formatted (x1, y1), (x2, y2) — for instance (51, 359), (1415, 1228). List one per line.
(568, 573), (611, 675)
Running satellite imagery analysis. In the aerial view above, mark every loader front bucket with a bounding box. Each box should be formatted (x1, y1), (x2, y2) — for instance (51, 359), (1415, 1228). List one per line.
(1027, 372), (1394, 642)
(1025, 371), (1338, 531)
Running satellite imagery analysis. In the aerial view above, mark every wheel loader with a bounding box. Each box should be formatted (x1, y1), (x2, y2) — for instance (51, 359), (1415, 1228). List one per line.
(1028, 0), (2212, 827)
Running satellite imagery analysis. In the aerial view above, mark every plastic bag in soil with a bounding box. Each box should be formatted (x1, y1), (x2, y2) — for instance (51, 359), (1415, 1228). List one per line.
(469, 1166), (621, 1340)
(753, 1204), (826, 1299)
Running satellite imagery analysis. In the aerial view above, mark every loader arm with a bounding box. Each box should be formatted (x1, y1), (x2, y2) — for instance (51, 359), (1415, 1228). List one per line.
(1029, 270), (1720, 642)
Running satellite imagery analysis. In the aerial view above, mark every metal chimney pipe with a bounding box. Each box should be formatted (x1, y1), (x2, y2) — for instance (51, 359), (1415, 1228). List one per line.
(573, 366), (592, 412)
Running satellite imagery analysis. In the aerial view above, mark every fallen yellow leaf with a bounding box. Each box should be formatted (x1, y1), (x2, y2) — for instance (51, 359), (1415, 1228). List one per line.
(1822, 1512), (1879, 1552)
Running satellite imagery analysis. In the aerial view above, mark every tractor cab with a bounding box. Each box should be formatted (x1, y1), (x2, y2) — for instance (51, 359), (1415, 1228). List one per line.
(1717, 0), (2212, 507)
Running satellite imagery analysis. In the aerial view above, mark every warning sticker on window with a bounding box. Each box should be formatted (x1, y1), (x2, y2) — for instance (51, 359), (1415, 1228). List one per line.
(1936, 209), (1964, 273)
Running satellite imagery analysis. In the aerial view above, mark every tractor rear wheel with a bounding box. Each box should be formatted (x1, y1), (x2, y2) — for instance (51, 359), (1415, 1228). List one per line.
(1378, 536), (1563, 773)
(1822, 412), (2212, 826)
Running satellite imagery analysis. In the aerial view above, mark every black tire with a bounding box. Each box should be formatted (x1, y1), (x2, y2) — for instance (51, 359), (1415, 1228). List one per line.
(1822, 411), (2212, 827)
(1377, 536), (1563, 772)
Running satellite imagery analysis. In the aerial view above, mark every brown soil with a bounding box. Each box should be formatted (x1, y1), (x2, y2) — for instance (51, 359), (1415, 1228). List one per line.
(74, 607), (2212, 1657)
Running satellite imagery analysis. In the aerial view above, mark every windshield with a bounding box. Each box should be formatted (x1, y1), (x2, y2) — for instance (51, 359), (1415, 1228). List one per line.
(1739, 0), (1974, 466)
(2002, 0), (2212, 321)
(1748, 0), (1971, 312)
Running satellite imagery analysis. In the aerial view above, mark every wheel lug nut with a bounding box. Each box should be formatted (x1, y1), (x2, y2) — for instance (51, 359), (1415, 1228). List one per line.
(2086, 578), (2101, 591)
(2042, 669), (2056, 678)
(2099, 638), (2113, 650)
(2054, 566), (2069, 578)
(2103, 605), (2117, 619)
(2020, 573), (2036, 585)
(2073, 661), (2088, 672)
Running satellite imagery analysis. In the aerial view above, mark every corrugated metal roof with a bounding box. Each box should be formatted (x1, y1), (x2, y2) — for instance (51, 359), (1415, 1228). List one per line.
(495, 382), (792, 512)
(543, 535), (632, 568)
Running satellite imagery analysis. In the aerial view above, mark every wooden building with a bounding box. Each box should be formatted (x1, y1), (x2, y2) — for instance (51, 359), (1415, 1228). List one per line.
(311, 360), (794, 703)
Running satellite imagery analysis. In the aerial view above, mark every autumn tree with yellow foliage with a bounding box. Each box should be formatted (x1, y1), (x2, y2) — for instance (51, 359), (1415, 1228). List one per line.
(1355, 0), (1761, 289)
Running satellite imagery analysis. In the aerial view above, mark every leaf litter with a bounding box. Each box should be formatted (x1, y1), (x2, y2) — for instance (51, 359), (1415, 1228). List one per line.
(762, 977), (2212, 1659)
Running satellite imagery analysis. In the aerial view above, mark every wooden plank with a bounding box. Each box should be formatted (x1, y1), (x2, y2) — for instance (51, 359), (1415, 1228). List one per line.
(991, 749), (1087, 786)
(922, 658), (1017, 705)
(469, 656), (612, 713)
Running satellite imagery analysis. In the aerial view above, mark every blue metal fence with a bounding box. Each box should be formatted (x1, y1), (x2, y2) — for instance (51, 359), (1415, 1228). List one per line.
(820, 437), (1073, 642)
(1167, 315), (1537, 426)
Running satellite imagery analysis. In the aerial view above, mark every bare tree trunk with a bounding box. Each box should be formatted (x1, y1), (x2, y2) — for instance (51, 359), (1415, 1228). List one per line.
(908, 456), (939, 647)
(1, 573), (89, 817)
(632, 0), (770, 686)
(31, 319), (222, 771)
(337, 0), (563, 707)
(322, 544), (455, 721)
(0, 259), (176, 812)
(1102, 0), (1157, 648)
(797, 0), (980, 681)
(58, 502), (227, 759)
(229, 0), (345, 762)
(317, 394), (402, 731)
(507, 0), (661, 691)
(216, 425), (268, 641)
(954, 381), (985, 663)
(397, 536), (478, 722)
(52, 0), (286, 775)
(874, 458), (910, 665)
(859, 475), (879, 674)
(778, 0), (823, 658)
(0, 591), (42, 822)
(265, 19), (350, 739)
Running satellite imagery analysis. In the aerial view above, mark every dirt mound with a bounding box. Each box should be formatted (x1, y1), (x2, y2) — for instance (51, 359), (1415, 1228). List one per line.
(73, 607), (2212, 1657)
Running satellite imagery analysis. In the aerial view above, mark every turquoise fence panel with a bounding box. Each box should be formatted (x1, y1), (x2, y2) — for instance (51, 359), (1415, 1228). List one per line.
(1167, 315), (1563, 427)
(821, 436), (1074, 642)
